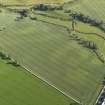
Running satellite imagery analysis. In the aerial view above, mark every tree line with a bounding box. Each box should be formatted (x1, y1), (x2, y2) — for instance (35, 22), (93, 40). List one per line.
(0, 52), (20, 67)
(69, 34), (105, 63)
(70, 12), (105, 32)
(31, 4), (63, 11)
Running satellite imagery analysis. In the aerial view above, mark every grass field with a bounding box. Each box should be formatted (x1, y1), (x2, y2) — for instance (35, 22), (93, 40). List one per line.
(0, 58), (74, 105)
(64, 0), (105, 22)
(31, 10), (105, 57)
(0, 0), (70, 5)
(75, 21), (105, 55)
(0, 8), (105, 105)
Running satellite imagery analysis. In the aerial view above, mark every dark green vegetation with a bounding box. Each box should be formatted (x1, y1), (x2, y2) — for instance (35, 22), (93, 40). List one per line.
(0, 0), (105, 105)
(32, 4), (63, 11)
(70, 12), (105, 32)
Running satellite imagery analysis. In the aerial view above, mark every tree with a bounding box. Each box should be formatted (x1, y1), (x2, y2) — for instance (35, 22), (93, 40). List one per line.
(18, 9), (28, 18)
(70, 12), (105, 32)
(32, 4), (48, 11)
(9, 60), (20, 67)
(32, 4), (63, 11)
(71, 15), (77, 31)
(82, 41), (97, 50)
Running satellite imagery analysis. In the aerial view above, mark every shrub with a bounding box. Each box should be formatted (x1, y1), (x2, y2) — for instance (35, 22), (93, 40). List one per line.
(70, 12), (105, 32)
(82, 41), (97, 50)
(32, 4), (63, 11)
(17, 9), (28, 18)
(8, 60), (20, 67)
(29, 15), (37, 20)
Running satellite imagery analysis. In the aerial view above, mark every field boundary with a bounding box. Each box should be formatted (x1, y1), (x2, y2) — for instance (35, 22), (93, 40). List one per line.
(95, 86), (105, 105)
(21, 65), (81, 104)
(75, 29), (105, 41)
(0, 49), (81, 104)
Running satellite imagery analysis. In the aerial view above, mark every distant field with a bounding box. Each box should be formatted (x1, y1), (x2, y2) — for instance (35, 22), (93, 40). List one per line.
(0, 59), (73, 105)
(0, 0), (70, 5)
(31, 11), (105, 56)
(64, 0), (105, 22)
(0, 9), (105, 105)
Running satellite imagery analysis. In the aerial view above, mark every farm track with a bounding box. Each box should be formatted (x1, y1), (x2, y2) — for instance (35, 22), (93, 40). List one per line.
(75, 29), (105, 41)
(33, 12), (70, 21)
(36, 19), (71, 33)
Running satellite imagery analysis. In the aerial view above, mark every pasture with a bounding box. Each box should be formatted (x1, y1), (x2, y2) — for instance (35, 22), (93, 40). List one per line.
(0, 9), (105, 105)
(64, 0), (105, 22)
(71, 21), (105, 56)
(0, 59), (73, 105)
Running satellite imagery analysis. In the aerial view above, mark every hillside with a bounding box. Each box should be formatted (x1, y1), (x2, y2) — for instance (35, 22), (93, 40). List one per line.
(0, 1), (105, 105)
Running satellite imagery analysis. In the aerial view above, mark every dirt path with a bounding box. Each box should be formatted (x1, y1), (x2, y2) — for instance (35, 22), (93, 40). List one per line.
(75, 29), (105, 40)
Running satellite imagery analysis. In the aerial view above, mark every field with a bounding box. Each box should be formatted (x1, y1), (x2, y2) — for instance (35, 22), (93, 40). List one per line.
(0, 0), (70, 5)
(64, 0), (105, 22)
(0, 58), (74, 105)
(0, 0), (105, 105)
(0, 7), (105, 105)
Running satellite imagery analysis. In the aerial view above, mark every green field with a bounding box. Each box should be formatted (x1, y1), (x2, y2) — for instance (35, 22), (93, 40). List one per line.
(64, 0), (105, 22)
(0, 58), (74, 105)
(30, 11), (105, 57)
(0, 8), (105, 105)
(0, 0), (70, 5)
